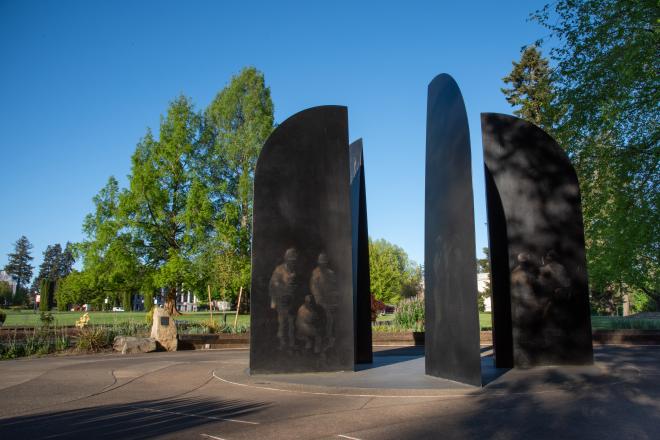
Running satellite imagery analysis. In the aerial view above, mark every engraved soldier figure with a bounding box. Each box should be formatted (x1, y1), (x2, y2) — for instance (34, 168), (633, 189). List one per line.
(269, 248), (299, 350)
(539, 250), (571, 300)
(538, 249), (572, 328)
(295, 294), (324, 353)
(310, 253), (339, 348)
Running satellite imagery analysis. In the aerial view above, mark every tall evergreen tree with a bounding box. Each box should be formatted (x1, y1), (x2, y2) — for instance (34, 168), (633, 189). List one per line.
(501, 45), (557, 131)
(58, 242), (75, 279)
(4, 235), (34, 295)
(35, 244), (62, 284)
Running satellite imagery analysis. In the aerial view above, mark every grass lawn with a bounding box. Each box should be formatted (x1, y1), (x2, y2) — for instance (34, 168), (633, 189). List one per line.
(3, 309), (659, 330)
(1, 310), (250, 327)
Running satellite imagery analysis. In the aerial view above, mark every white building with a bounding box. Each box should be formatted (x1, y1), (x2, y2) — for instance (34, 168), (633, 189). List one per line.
(477, 272), (492, 312)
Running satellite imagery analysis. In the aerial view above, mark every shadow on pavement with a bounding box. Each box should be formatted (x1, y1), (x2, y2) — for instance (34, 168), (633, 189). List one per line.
(0, 396), (268, 440)
(393, 346), (660, 439)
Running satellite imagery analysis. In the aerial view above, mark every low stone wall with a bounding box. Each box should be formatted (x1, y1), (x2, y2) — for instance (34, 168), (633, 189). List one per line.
(592, 330), (660, 345)
(3, 327), (658, 349)
(177, 330), (660, 350)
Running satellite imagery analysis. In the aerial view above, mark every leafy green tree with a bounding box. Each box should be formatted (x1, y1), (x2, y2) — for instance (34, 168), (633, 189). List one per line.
(202, 67), (275, 301)
(67, 67), (275, 313)
(369, 238), (422, 304)
(4, 235), (34, 297)
(476, 247), (490, 273)
(503, 0), (659, 312)
(75, 176), (147, 310)
(122, 96), (207, 315)
(56, 270), (93, 308)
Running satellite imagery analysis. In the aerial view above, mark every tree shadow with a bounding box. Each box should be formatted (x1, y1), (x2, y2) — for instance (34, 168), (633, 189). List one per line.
(0, 396), (269, 440)
(398, 346), (660, 438)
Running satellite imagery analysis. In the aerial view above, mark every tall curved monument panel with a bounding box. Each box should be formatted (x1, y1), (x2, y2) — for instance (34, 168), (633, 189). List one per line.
(250, 106), (355, 374)
(425, 74), (481, 386)
(481, 113), (594, 368)
(350, 139), (373, 364)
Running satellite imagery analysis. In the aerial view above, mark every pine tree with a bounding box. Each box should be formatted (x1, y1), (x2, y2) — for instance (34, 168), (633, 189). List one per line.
(35, 244), (63, 284)
(4, 236), (34, 296)
(501, 45), (557, 132)
(58, 242), (75, 279)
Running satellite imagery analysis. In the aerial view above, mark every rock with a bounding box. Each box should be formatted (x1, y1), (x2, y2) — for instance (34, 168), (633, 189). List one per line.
(113, 336), (158, 354)
(151, 307), (178, 351)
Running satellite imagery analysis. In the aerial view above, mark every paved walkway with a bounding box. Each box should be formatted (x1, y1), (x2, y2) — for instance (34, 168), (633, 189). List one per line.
(0, 345), (659, 439)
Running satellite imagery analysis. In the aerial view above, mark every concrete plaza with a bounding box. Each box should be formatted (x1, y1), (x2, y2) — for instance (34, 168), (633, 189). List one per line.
(0, 345), (658, 439)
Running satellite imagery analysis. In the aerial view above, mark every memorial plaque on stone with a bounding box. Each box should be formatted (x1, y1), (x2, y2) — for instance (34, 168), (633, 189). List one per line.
(425, 73), (481, 386)
(482, 113), (594, 368)
(350, 139), (373, 364)
(151, 307), (178, 352)
(250, 106), (355, 374)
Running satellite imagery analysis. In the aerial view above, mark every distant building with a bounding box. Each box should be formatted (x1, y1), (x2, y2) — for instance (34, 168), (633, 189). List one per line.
(0, 270), (17, 295)
(477, 272), (492, 312)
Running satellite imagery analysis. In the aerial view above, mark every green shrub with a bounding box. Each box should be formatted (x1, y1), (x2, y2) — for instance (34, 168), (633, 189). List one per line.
(0, 325), (71, 359)
(394, 296), (425, 331)
(0, 310), (6, 324)
(145, 309), (154, 326)
(76, 326), (113, 352)
(39, 311), (54, 326)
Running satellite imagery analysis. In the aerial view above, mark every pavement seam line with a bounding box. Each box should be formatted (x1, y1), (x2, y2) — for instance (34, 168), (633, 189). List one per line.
(200, 434), (226, 440)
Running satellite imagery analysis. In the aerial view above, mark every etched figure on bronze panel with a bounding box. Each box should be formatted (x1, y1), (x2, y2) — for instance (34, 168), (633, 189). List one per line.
(296, 294), (325, 353)
(269, 248), (299, 350)
(511, 249), (574, 364)
(538, 251), (571, 302)
(310, 253), (339, 349)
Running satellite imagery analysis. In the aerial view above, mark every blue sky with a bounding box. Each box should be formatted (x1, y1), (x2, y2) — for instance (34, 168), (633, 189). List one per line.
(0, 0), (551, 272)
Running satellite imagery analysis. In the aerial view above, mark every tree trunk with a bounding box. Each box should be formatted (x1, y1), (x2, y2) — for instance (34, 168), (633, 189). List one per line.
(165, 286), (180, 316)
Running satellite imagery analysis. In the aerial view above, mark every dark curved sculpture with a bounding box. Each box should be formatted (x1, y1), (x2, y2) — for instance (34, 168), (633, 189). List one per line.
(250, 106), (355, 374)
(425, 74), (481, 386)
(350, 139), (373, 364)
(482, 113), (594, 368)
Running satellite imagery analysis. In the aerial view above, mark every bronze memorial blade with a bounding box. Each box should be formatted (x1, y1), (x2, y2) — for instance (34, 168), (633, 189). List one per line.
(250, 106), (355, 374)
(425, 74), (482, 386)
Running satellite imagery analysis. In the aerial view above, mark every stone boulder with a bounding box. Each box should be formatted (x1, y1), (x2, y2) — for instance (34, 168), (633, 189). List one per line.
(151, 307), (178, 351)
(113, 336), (158, 354)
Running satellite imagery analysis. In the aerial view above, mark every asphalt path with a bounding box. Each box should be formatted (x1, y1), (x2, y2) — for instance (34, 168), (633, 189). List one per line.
(1, 345), (659, 439)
